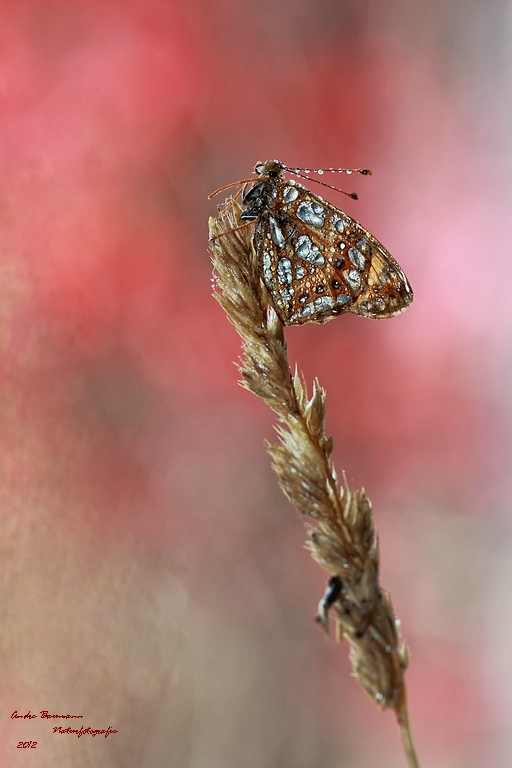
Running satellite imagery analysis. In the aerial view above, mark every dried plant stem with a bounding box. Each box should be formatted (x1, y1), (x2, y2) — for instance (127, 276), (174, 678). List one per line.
(397, 690), (421, 768)
(209, 199), (421, 768)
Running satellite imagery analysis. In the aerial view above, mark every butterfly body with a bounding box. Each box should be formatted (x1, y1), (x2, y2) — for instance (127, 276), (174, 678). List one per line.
(238, 159), (413, 325)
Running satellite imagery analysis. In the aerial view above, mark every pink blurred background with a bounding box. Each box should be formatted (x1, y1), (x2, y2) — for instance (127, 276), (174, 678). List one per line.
(1, 1), (511, 766)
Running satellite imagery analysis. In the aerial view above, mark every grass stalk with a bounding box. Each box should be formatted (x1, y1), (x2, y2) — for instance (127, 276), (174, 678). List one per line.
(208, 199), (421, 768)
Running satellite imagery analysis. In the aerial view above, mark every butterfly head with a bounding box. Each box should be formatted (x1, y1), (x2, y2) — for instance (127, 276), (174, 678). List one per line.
(254, 159), (286, 178)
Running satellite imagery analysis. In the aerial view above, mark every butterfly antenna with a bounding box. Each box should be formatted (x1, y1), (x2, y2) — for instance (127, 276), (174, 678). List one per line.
(208, 177), (260, 200)
(285, 165), (372, 200)
(288, 171), (359, 200)
(290, 166), (372, 176)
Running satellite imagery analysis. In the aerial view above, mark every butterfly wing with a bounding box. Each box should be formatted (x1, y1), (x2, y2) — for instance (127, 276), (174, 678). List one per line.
(252, 180), (412, 325)
(347, 231), (413, 319)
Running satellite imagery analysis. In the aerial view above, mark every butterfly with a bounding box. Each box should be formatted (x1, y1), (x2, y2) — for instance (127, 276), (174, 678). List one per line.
(210, 159), (413, 326)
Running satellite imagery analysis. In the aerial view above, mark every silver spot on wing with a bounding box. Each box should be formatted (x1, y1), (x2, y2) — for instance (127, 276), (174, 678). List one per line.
(296, 201), (325, 227)
(314, 296), (334, 312)
(282, 185), (299, 202)
(348, 246), (366, 271)
(333, 216), (345, 233)
(299, 303), (314, 318)
(269, 217), (286, 248)
(343, 269), (361, 290)
(263, 252), (274, 288)
(277, 258), (293, 285)
(295, 234), (325, 265)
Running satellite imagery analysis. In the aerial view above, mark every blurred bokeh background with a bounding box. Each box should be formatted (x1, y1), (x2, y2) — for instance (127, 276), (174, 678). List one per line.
(1, 1), (512, 766)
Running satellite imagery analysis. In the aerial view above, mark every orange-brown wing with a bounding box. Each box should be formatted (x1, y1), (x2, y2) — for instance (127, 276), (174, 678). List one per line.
(347, 230), (413, 319)
(253, 180), (412, 326)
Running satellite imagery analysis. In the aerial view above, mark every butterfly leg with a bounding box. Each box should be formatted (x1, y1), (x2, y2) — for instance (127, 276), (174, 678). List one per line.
(209, 219), (255, 243)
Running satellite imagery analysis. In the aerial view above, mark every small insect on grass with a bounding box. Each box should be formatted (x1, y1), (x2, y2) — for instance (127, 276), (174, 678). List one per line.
(209, 159), (413, 326)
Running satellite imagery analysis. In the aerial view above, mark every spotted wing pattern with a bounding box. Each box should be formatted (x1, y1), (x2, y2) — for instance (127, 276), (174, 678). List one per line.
(253, 180), (413, 326)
